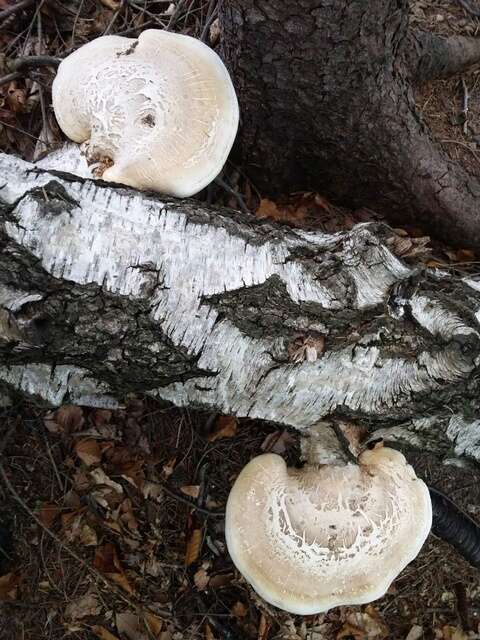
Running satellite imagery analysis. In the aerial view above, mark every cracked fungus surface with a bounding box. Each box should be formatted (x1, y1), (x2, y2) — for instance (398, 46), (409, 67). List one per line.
(225, 449), (432, 614)
(52, 30), (239, 196)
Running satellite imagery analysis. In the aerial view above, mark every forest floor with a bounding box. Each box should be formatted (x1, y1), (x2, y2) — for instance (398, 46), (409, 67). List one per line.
(1, 1), (480, 639)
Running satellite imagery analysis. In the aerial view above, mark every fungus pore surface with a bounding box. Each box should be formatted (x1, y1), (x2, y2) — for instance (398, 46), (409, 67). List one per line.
(52, 30), (239, 196)
(225, 448), (432, 614)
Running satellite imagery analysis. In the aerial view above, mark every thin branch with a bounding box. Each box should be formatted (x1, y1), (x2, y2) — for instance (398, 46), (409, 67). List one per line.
(200, 0), (217, 43)
(461, 76), (470, 135)
(0, 0), (35, 23)
(441, 138), (480, 165)
(0, 71), (22, 87)
(159, 482), (225, 518)
(0, 56), (61, 88)
(0, 420), (17, 457)
(8, 55), (61, 72)
(214, 175), (250, 215)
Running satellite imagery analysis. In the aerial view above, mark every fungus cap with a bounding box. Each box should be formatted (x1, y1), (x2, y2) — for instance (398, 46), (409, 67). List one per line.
(52, 30), (239, 197)
(225, 447), (432, 614)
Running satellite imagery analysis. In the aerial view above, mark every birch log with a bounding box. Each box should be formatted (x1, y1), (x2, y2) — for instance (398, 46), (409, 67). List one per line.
(1, 150), (480, 463)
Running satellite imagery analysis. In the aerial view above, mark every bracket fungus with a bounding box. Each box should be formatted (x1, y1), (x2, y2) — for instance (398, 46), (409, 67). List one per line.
(225, 444), (432, 614)
(52, 29), (239, 197)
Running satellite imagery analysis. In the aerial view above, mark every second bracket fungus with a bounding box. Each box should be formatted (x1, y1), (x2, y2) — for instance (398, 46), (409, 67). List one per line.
(52, 29), (239, 197)
(225, 444), (432, 614)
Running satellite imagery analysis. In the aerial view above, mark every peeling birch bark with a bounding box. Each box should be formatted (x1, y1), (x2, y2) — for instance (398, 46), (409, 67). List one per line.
(2, 151), (480, 462)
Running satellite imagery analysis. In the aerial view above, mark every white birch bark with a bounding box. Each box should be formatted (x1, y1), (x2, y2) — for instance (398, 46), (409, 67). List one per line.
(1, 149), (480, 462)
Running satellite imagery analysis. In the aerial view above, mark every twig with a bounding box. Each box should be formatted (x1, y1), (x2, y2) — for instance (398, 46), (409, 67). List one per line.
(40, 428), (64, 493)
(0, 0), (35, 23)
(0, 56), (60, 88)
(200, 0), (217, 43)
(0, 421), (17, 457)
(36, 12), (51, 158)
(115, 19), (155, 36)
(7, 55), (61, 72)
(461, 76), (469, 135)
(441, 138), (480, 165)
(454, 581), (471, 631)
(214, 176), (251, 215)
(159, 482), (224, 518)
(70, 0), (85, 47)
(456, 0), (480, 17)
(0, 71), (22, 87)
(165, 0), (185, 31)
(103, 4), (123, 36)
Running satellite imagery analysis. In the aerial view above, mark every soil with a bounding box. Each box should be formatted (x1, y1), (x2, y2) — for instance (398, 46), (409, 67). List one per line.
(0, 1), (480, 639)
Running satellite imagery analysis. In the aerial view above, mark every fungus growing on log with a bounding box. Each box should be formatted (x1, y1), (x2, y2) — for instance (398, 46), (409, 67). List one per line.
(52, 30), (239, 196)
(225, 444), (432, 614)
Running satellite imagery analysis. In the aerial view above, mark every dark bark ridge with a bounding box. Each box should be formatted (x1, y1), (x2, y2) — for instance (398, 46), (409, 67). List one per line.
(2, 153), (480, 464)
(219, 0), (480, 248)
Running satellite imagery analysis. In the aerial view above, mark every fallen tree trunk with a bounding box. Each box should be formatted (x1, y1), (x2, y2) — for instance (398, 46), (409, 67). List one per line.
(1, 151), (480, 463)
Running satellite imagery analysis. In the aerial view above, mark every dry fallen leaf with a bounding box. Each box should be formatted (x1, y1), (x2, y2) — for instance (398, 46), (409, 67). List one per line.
(193, 566), (210, 590)
(93, 543), (134, 594)
(208, 415), (238, 442)
(73, 469), (91, 492)
(99, 0), (121, 9)
(204, 623), (215, 640)
(144, 612), (165, 637)
(288, 334), (325, 363)
(120, 498), (139, 532)
(37, 502), (60, 529)
(142, 481), (163, 500)
(336, 622), (365, 640)
(75, 438), (102, 466)
(338, 421), (369, 457)
(258, 613), (271, 640)
(208, 573), (234, 589)
(338, 606), (389, 640)
(451, 249), (476, 263)
(92, 408), (112, 426)
(231, 601), (248, 618)
(180, 485), (200, 499)
(256, 198), (307, 225)
(90, 468), (124, 494)
(79, 523), (98, 547)
(261, 430), (296, 455)
(0, 572), (21, 600)
(161, 457), (177, 479)
(62, 510), (86, 544)
(116, 612), (149, 640)
(92, 626), (120, 640)
(405, 626), (424, 640)
(54, 405), (85, 432)
(6, 82), (26, 113)
(441, 626), (470, 640)
(185, 527), (203, 566)
(387, 232), (431, 261)
(65, 591), (100, 620)
(61, 507), (86, 529)
(426, 259), (446, 269)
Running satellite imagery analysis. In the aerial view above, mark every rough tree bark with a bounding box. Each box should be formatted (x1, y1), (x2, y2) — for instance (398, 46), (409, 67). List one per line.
(1, 151), (480, 464)
(219, 0), (480, 248)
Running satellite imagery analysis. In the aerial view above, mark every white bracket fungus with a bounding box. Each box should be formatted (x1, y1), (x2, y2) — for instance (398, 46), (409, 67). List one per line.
(52, 30), (239, 197)
(225, 443), (432, 614)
